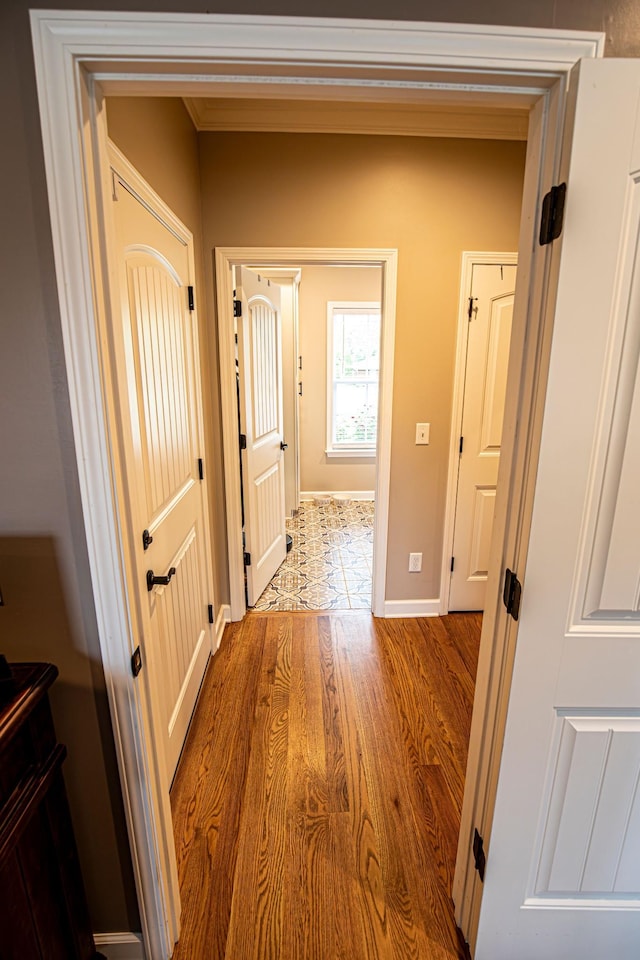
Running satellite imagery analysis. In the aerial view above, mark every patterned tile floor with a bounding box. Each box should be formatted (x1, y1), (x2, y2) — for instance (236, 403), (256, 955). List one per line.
(252, 500), (374, 611)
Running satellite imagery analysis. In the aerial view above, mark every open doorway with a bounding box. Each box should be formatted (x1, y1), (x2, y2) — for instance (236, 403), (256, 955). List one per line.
(106, 96), (523, 951)
(216, 248), (398, 620)
(238, 262), (383, 611)
(32, 14), (607, 958)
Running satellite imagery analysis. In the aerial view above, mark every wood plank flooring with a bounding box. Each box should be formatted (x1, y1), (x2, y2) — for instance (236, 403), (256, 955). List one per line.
(170, 610), (481, 960)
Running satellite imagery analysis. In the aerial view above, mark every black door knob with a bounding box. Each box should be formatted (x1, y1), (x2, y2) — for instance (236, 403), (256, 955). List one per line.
(280, 441), (288, 450)
(146, 567), (176, 591)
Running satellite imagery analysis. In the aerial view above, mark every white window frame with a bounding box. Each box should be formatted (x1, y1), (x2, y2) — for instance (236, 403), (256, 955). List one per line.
(326, 300), (381, 457)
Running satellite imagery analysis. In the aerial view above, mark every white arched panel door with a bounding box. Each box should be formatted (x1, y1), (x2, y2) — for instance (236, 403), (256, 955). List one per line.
(236, 267), (286, 606)
(111, 150), (214, 788)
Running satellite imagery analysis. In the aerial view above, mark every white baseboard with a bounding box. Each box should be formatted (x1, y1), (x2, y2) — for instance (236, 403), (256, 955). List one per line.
(382, 599), (441, 618)
(300, 490), (375, 501)
(215, 603), (231, 648)
(94, 932), (145, 959)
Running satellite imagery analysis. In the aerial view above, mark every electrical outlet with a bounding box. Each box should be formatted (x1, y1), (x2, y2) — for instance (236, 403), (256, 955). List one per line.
(409, 552), (422, 572)
(416, 422), (430, 445)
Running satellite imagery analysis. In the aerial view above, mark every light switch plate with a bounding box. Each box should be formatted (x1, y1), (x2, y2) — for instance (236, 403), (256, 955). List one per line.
(416, 422), (430, 445)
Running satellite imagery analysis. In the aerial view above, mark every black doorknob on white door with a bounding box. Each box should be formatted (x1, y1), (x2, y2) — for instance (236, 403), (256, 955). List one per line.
(146, 567), (176, 591)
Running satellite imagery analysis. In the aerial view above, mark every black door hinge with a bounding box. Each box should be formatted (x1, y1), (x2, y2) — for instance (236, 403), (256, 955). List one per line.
(451, 557), (455, 572)
(459, 436), (464, 455)
(468, 297), (477, 320)
(244, 552), (251, 567)
(208, 603), (214, 625)
(198, 458), (204, 480)
(187, 285), (194, 311)
(539, 182), (566, 246)
(239, 433), (247, 450)
(473, 828), (486, 882)
(503, 568), (522, 621)
(131, 646), (143, 678)
(234, 299), (242, 317)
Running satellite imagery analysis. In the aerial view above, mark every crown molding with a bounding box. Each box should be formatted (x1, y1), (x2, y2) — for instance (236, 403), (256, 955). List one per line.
(183, 97), (528, 140)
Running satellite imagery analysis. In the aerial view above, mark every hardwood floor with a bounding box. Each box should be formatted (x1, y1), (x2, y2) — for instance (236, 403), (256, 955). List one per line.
(170, 610), (481, 960)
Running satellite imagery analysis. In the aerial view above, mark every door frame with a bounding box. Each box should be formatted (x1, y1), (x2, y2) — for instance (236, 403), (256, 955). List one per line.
(216, 248), (396, 620)
(29, 11), (603, 958)
(440, 251), (518, 615)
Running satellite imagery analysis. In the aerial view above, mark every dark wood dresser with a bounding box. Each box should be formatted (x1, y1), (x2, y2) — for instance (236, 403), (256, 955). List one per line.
(0, 662), (103, 959)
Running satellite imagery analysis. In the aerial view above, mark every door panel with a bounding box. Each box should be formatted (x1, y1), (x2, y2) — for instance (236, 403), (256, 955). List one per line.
(237, 267), (286, 606)
(450, 263), (516, 611)
(130, 261), (194, 513)
(468, 487), (496, 579)
(150, 524), (210, 778)
(475, 58), (640, 960)
(113, 173), (213, 788)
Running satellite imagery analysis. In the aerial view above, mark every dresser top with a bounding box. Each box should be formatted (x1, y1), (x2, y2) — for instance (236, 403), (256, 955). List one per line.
(0, 662), (58, 744)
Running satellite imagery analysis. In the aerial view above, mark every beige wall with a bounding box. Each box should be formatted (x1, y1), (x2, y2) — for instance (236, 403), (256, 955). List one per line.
(199, 132), (525, 600)
(107, 97), (228, 610)
(298, 265), (381, 494)
(2, 0), (639, 936)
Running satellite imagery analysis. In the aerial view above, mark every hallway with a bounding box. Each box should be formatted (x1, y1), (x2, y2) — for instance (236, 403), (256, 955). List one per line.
(170, 610), (480, 959)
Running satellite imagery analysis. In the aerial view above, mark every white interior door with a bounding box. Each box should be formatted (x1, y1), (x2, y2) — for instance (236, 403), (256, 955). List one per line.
(237, 267), (286, 606)
(111, 154), (213, 789)
(450, 262), (517, 611)
(474, 58), (640, 959)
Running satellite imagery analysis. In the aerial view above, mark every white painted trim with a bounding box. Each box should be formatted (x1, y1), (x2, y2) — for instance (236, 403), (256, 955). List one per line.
(215, 603), (231, 649)
(30, 12), (603, 95)
(27, 10), (603, 960)
(383, 598), (441, 618)
(300, 490), (376, 501)
(183, 97), (529, 140)
(215, 247), (397, 622)
(440, 251), (518, 616)
(324, 449), (376, 459)
(94, 932), (145, 960)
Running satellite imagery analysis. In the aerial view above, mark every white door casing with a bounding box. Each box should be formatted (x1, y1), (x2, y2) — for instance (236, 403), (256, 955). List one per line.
(111, 146), (215, 790)
(236, 267), (287, 605)
(29, 12), (605, 959)
(475, 58), (640, 959)
(449, 259), (517, 612)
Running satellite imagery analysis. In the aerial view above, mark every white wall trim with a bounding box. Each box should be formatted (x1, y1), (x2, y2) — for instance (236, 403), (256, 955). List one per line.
(300, 490), (376, 501)
(324, 449), (376, 459)
(215, 247), (397, 622)
(215, 603), (231, 649)
(440, 251), (518, 616)
(93, 932), (145, 960)
(383, 599), (441, 618)
(28, 10), (603, 959)
(183, 97), (529, 140)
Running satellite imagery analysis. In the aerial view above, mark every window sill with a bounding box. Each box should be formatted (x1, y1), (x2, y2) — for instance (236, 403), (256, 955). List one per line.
(325, 448), (376, 459)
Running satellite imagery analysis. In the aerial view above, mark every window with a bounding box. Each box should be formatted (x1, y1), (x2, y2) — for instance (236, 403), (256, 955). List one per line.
(326, 302), (381, 456)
